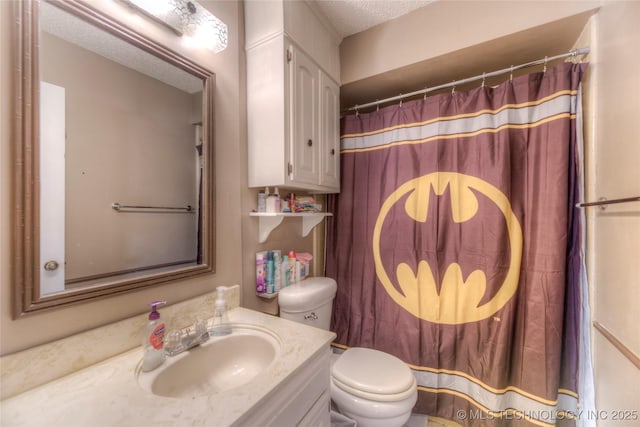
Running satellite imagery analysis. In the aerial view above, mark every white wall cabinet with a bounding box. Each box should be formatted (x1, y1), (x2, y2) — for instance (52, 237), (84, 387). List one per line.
(245, 1), (340, 193)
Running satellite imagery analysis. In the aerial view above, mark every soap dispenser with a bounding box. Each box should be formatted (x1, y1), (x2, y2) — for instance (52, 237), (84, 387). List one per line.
(210, 287), (232, 336)
(141, 301), (166, 372)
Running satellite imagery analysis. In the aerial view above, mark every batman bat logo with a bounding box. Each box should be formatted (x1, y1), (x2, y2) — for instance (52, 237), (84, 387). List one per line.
(373, 172), (523, 324)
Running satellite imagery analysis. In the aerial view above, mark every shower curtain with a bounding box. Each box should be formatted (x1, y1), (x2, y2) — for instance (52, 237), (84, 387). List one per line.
(326, 62), (588, 426)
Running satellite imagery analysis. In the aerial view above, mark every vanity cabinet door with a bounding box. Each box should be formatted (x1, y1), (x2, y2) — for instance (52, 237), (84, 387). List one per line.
(237, 346), (332, 426)
(298, 391), (331, 426)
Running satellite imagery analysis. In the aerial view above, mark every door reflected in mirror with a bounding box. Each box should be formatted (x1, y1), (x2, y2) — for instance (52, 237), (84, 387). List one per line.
(13, 0), (215, 314)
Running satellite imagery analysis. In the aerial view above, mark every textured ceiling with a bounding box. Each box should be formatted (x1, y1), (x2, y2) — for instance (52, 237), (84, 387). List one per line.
(41, 2), (203, 94)
(310, 0), (434, 39)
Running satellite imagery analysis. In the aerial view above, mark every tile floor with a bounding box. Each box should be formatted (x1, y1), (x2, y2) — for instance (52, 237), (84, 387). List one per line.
(407, 414), (462, 427)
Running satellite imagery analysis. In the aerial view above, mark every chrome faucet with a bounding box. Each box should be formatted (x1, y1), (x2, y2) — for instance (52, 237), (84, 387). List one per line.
(164, 319), (209, 357)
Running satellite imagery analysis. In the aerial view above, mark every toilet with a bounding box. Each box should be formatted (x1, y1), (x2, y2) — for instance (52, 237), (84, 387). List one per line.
(278, 277), (418, 427)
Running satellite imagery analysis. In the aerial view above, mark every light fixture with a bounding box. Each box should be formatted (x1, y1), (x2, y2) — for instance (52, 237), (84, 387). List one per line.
(121, 0), (228, 53)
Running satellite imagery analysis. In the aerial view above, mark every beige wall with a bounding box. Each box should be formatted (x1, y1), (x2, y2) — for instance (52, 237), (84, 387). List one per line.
(573, 1), (640, 421)
(588, 0), (640, 422)
(340, 0), (601, 85)
(339, 0), (600, 110)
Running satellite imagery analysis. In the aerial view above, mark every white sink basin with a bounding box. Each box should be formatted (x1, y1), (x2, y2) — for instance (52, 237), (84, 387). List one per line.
(136, 324), (281, 398)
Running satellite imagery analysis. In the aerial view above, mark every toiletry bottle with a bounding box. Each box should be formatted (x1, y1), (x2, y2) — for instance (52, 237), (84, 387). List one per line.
(266, 188), (277, 213)
(273, 250), (282, 292)
(282, 255), (290, 287)
(210, 287), (232, 336)
(257, 188), (267, 212)
(288, 251), (297, 284)
(266, 251), (275, 294)
(273, 187), (282, 212)
(296, 259), (303, 282)
(256, 251), (267, 293)
(141, 301), (166, 372)
(289, 193), (296, 213)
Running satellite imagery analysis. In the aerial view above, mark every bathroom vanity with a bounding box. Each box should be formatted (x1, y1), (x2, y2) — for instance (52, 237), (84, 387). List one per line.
(0, 305), (335, 426)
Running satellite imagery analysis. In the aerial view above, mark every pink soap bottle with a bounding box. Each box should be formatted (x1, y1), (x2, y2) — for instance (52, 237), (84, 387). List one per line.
(141, 301), (166, 372)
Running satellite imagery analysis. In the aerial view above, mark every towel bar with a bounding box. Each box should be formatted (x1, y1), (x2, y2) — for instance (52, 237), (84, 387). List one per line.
(576, 196), (640, 208)
(111, 202), (193, 212)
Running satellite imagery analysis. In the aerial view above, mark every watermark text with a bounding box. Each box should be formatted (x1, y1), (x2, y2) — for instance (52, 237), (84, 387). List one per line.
(455, 409), (639, 422)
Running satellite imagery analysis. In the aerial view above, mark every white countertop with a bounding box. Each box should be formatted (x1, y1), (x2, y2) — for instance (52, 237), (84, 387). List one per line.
(0, 307), (335, 427)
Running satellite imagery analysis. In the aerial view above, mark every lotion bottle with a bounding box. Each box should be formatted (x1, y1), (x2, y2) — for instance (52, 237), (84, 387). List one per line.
(210, 286), (232, 336)
(141, 301), (166, 372)
(266, 188), (278, 213)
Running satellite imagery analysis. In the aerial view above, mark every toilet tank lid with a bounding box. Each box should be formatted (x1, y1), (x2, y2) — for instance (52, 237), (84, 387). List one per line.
(278, 277), (337, 312)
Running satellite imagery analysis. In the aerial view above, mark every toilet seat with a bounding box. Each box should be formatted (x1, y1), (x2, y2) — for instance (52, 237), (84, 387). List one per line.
(331, 347), (416, 402)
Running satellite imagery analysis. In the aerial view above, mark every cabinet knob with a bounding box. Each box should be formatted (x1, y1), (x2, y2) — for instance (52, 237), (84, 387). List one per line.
(330, 149), (335, 155)
(307, 139), (313, 147)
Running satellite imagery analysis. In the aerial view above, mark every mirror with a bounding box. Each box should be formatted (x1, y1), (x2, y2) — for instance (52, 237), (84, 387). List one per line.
(13, 0), (216, 316)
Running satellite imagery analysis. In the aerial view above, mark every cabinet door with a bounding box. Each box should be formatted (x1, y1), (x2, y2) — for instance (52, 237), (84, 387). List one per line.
(297, 391), (331, 426)
(319, 73), (340, 191)
(289, 45), (319, 186)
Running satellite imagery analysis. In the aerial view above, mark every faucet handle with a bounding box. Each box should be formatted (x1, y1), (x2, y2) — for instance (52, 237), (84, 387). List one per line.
(164, 330), (183, 356)
(195, 319), (209, 341)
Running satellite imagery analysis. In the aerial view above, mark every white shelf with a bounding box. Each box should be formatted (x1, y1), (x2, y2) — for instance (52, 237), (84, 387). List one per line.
(249, 212), (333, 243)
(256, 292), (278, 299)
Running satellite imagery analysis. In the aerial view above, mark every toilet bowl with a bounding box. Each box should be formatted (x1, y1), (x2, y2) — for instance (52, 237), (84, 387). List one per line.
(331, 347), (417, 427)
(278, 277), (418, 427)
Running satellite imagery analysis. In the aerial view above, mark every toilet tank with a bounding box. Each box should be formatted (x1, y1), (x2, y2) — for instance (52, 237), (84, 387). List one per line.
(278, 277), (337, 330)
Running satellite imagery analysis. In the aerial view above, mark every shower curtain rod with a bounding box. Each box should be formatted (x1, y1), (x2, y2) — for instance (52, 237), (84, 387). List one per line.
(346, 47), (590, 112)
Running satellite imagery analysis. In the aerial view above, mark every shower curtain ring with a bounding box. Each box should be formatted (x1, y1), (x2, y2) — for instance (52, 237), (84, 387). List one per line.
(481, 72), (486, 87)
(510, 65), (514, 82)
(424, 87), (428, 100)
(355, 104), (359, 117)
(376, 101), (380, 112)
(543, 56), (548, 73)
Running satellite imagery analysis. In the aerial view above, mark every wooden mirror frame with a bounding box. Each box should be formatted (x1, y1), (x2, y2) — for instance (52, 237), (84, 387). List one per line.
(12, 0), (216, 317)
